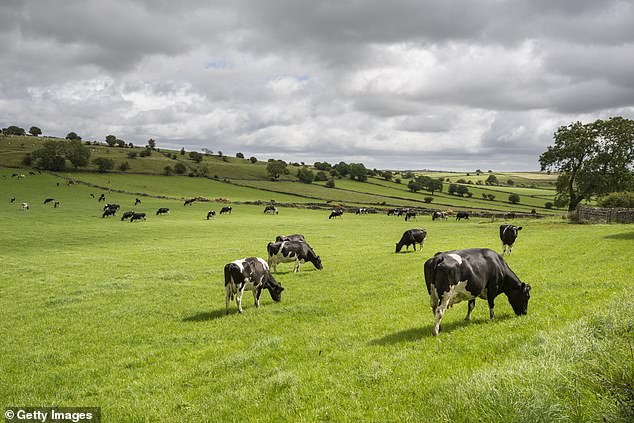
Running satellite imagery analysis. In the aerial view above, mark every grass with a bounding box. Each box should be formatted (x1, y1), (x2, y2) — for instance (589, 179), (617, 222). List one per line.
(1, 168), (632, 421)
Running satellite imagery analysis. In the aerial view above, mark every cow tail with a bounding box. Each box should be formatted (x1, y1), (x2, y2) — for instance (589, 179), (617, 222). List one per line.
(424, 254), (444, 294)
(224, 264), (235, 300)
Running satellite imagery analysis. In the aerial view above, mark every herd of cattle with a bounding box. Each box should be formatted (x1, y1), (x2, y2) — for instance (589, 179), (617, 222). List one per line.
(9, 189), (530, 336)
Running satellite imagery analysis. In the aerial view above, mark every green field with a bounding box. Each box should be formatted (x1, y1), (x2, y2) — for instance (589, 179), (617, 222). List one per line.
(1, 168), (632, 422)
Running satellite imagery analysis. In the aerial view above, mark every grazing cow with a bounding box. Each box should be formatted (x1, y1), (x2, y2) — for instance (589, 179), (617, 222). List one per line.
(500, 224), (523, 255)
(404, 211), (417, 221)
(121, 211), (135, 221)
(130, 212), (146, 222)
(90, 193), (95, 198)
(21, 202), (29, 210)
(53, 201), (60, 208)
(263, 205), (279, 214)
(456, 211), (470, 221)
(328, 209), (343, 219)
(387, 208), (399, 216)
(156, 207), (170, 216)
(44, 198), (55, 204)
(398, 208), (409, 217)
(224, 257), (284, 314)
(135, 198), (142, 206)
(103, 204), (120, 211)
(432, 211), (448, 221)
(275, 234), (306, 243)
(424, 248), (531, 336)
(10, 197), (15, 203)
(395, 229), (427, 253)
(267, 240), (323, 273)
(207, 210), (216, 220)
(356, 208), (368, 215)
(184, 198), (196, 206)
(102, 208), (117, 218)
(220, 206), (232, 215)
(98, 194), (106, 202)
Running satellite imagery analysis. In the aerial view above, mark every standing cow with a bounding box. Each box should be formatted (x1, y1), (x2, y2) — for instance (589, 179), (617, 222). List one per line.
(156, 207), (170, 215)
(395, 229), (427, 253)
(500, 224), (523, 255)
(207, 210), (216, 220)
(329, 209), (343, 219)
(224, 257), (284, 314)
(220, 206), (232, 215)
(264, 205), (279, 214)
(423, 248), (531, 336)
(456, 211), (470, 220)
(267, 240), (323, 273)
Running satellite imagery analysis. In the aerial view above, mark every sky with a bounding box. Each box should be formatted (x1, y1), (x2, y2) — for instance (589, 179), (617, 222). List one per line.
(1, 0), (634, 171)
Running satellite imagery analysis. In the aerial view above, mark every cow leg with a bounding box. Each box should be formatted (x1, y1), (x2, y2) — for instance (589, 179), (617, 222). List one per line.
(487, 297), (495, 320)
(413, 243), (416, 251)
(253, 288), (262, 308)
(465, 300), (476, 320)
(236, 287), (245, 313)
(433, 293), (452, 336)
(293, 259), (300, 273)
(225, 287), (231, 315)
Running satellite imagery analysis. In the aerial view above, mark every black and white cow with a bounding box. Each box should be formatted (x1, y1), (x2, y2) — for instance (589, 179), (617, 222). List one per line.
(356, 208), (368, 215)
(220, 206), (232, 215)
(207, 210), (216, 220)
(387, 208), (399, 216)
(432, 211), (447, 221)
(53, 201), (60, 208)
(184, 198), (196, 206)
(130, 212), (146, 222)
(264, 205), (279, 214)
(395, 229), (427, 253)
(44, 198), (55, 204)
(456, 211), (470, 221)
(328, 209), (343, 219)
(156, 207), (170, 215)
(500, 224), (523, 255)
(267, 241), (323, 273)
(224, 257), (284, 314)
(404, 211), (417, 221)
(423, 248), (531, 336)
(98, 194), (106, 202)
(135, 198), (142, 206)
(103, 203), (120, 211)
(275, 234), (306, 243)
(102, 207), (117, 218)
(21, 202), (29, 210)
(120, 211), (135, 221)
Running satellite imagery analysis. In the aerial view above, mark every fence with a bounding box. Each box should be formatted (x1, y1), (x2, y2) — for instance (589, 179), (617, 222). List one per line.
(574, 206), (634, 224)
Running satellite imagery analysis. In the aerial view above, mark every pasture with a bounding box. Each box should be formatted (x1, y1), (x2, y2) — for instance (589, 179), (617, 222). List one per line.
(1, 169), (632, 422)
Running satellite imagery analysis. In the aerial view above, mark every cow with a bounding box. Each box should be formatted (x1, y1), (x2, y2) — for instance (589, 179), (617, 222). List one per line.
(53, 201), (60, 208)
(267, 240), (323, 273)
(135, 198), (142, 206)
(275, 234), (306, 243)
(224, 257), (284, 314)
(44, 198), (55, 204)
(329, 209), (343, 219)
(184, 198), (196, 206)
(395, 229), (427, 253)
(156, 207), (170, 215)
(264, 205), (279, 214)
(130, 212), (146, 222)
(21, 202), (29, 210)
(404, 211), (417, 221)
(423, 248), (531, 336)
(456, 211), (470, 221)
(432, 211), (447, 221)
(120, 211), (135, 221)
(103, 204), (120, 211)
(98, 194), (106, 202)
(102, 207), (117, 218)
(90, 194), (95, 198)
(398, 208), (409, 217)
(207, 210), (216, 220)
(10, 197), (15, 203)
(387, 208), (399, 216)
(356, 208), (368, 215)
(500, 224), (523, 255)
(220, 206), (232, 215)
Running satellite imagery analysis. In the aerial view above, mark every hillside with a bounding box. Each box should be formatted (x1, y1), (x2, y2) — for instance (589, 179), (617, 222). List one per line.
(0, 134), (560, 214)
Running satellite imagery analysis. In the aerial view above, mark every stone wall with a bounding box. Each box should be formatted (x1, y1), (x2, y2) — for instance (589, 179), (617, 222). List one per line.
(575, 206), (634, 224)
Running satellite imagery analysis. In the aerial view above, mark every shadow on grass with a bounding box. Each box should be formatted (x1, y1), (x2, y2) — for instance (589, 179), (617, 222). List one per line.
(182, 309), (226, 322)
(369, 315), (514, 345)
(604, 231), (634, 241)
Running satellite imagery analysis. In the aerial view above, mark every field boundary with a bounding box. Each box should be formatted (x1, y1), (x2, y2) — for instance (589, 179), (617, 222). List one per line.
(574, 206), (634, 224)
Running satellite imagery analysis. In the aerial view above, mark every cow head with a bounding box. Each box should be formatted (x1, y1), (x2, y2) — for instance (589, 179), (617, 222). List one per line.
(312, 256), (323, 270)
(265, 275), (284, 302)
(506, 282), (531, 315)
(395, 242), (404, 253)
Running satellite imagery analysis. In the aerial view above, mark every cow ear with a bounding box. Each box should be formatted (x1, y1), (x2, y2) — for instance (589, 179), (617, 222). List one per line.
(517, 227), (523, 230)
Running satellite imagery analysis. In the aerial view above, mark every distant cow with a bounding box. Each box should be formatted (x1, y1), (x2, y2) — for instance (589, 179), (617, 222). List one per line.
(53, 201), (60, 208)
(432, 211), (447, 221)
(267, 240), (323, 273)
(220, 206), (232, 215)
(398, 208), (409, 217)
(224, 257), (284, 314)
(207, 210), (216, 220)
(405, 211), (417, 221)
(135, 198), (142, 206)
(387, 208), (399, 216)
(98, 194), (106, 202)
(121, 211), (135, 221)
(156, 207), (170, 215)
(184, 198), (196, 206)
(275, 234), (306, 243)
(356, 208), (368, 215)
(395, 229), (427, 253)
(329, 209), (343, 219)
(44, 198), (55, 204)
(103, 204), (120, 211)
(21, 202), (29, 210)
(10, 197), (15, 203)
(102, 208), (117, 218)
(130, 212), (146, 222)
(500, 224), (523, 255)
(424, 248), (531, 336)
(264, 205), (278, 214)
(456, 211), (470, 220)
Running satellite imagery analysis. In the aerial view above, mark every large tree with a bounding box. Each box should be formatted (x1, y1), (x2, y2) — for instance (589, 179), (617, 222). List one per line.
(539, 117), (634, 211)
(31, 139), (91, 171)
(266, 159), (288, 180)
(29, 126), (42, 136)
(66, 139), (91, 168)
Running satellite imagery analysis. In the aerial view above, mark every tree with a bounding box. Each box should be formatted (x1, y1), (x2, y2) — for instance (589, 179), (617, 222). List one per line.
(333, 161), (350, 178)
(174, 163), (187, 174)
(32, 141), (67, 170)
(456, 185), (470, 197)
(65, 139), (91, 169)
(540, 117), (634, 211)
(315, 171), (328, 182)
(66, 132), (81, 141)
(249, 156), (258, 164)
(236, 152), (244, 159)
(314, 161), (331, 171)
(29, 126), (42, 137)
(448, 184), (458, 195)
(485, 174), (498, 185)
(189, 151), (203, 163)
(325, 178), (335, 188)
(509, 193), (520, 204)
(297, 167), (314, 184)
(3, 125), (26, 135)
(408, 180), (422, 192)
(180, 147), (186, 156)
(267, 160), (287, 180)
(349, 163), (368, 181)
(92, 157), (114, 172)
(164, 166), (173, 176)
(119, 161), (130, 171)
(105, 135), (117, 147)
(147, 139), (156, 149)
(116, 139), (126, 148)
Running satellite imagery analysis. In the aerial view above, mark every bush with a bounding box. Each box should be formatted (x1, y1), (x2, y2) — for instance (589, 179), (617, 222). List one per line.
(118, 161), (130, 171)
(509, 193), (520, 204)
(174, 163), (187, 174)
(249, 156), (258, 164)
(164, 166), (173, 176)
(597, 192), (634, 208)
(315, 171), (328, 182)
(297, 168), (314, 184)
(325, 178), (335, 188)
(92, 157), (114, 172)
(545, 202), (554, 209)
(423, 197), (433, 203)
